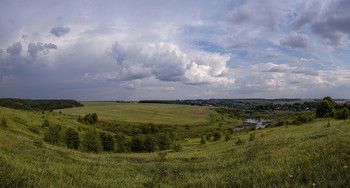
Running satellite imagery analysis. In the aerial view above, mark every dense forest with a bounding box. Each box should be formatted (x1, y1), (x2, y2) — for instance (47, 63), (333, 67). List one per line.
(0, 98), (83, 111)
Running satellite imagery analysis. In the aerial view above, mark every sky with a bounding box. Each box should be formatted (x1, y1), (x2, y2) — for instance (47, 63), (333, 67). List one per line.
(0, 0), (350, 101)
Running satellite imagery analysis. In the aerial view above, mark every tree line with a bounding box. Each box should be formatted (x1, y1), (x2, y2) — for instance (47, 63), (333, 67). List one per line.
(0, 98), (83, 111)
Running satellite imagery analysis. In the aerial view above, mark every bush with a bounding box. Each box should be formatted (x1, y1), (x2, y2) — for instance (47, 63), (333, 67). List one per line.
(66, 128), (80, 150)
(130, 135), (144, 152)
(206, 133), (212, 141)
(44, 124), (61, 145)
(116, 142), (128, 153)
(81, 128), (103, 153)
(213, 132), (221, 141)
(335, 107), (350, 120)
(200, 136), (208, 144)
(157, 134), (171, 150)
(144, 135), (157, 152)
(173, 142), (182, 152)
(114, 132), (126, 143)
(100, 132), (114, 151)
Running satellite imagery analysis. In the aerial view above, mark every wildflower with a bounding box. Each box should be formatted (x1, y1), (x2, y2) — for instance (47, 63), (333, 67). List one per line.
(344, 166), (348, 168)
(312, 183), (315, 186)
(289, 175), (293, 178)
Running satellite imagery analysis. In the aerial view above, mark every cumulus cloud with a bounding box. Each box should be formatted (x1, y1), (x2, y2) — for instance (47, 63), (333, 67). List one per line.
(280, 31), (309, 49)
(6, 42), (22, 56)
(27, 42), (57, 58)
(108, 41), (233, 86)
(50, 26), (70, 37)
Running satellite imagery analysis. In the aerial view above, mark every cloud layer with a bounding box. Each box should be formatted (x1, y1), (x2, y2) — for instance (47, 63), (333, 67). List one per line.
(0, 0), (350, 100)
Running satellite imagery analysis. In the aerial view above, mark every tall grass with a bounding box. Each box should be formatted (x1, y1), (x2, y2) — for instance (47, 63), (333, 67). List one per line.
(1, 106), (350, 187)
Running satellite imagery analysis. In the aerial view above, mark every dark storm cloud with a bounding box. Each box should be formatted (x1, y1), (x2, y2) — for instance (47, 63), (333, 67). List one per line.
(280, 32), (309, 49)
(50, 26), (70, 37)
(290, 0), (350, 46)
(6, 42), (22, 56)
(27, 42), (57, 58)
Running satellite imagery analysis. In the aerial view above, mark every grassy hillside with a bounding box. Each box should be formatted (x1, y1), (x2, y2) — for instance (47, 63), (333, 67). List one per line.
(56, 102), (211, 125)
(1, 106), (350, 187)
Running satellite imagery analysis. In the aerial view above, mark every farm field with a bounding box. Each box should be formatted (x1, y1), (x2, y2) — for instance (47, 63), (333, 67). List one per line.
(56, 102), (211, 125)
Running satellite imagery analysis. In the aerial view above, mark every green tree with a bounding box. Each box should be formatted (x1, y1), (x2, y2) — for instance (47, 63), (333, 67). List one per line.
(335, 107), (350, 120)
(316, 97), (335, 118)
(92, 113), (98, 123)
(65, 128), (80, 150)
(44, 124), (61, 145)
(81, 128), (103, 153)
(100, 132), (114, 151)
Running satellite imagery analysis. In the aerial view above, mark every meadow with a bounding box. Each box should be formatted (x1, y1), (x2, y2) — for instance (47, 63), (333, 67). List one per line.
(1, 104), (350, 187)
(56, 102), (211, 125)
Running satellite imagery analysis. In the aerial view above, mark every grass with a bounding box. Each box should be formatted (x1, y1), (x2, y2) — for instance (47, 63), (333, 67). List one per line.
(56, 102), (211, 125)
(1, 106), (350, 187)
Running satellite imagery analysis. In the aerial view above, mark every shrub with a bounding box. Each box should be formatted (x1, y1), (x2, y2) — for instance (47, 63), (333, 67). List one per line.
(43, 124), (61, 145)
(130, 135), (144, 152)
(116, 142), (128, 153)
(144, 135), (157, 152)
(206, 133), (212, 141)
(213, 132), (221, 141)
(81, 128), (103, 153)
(157, 134), (171, 150)
(200, 136), (208, 144)
(335, 107), (350, 120)
(100, 132), (114, 151)
(114, 132), (126, 143)
(65, 128), (80, 150)
(173, 142), (182, 152)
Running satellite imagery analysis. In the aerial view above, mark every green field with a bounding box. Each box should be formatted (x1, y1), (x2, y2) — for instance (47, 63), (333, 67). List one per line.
(1, 106), (350, 187)
(56, 102), (211, 125)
